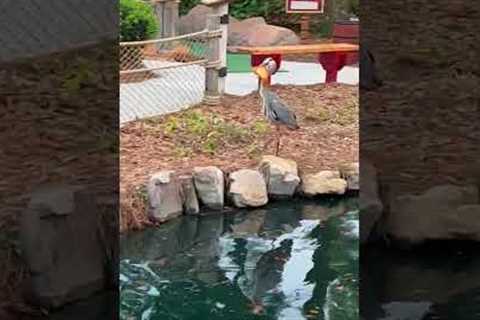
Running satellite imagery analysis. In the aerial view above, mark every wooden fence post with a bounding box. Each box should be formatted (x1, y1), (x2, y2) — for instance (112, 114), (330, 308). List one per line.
(202, 0), (229, 94)
(164, 0), (180, 37)
(203, 15), (221, 105)
(213, 3), (228, 94)
(152, 0), (179, 38)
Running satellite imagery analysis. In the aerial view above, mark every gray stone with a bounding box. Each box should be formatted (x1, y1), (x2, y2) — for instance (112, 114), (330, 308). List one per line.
(193, 166), (225, 210)
(259, 156), (300, 198)
(385, 184), (480, 245)
(234, 17), (266, 26)
(229, 17), (299, 47)
(228, 169), (268, 208)
(301, 170), (348, 196)
(179, 175), (200, 215)
(339, 162), (359, 191)
(359, 160), (383, 244)
(19, 184), (106, 309)
(147, 171), (183, 222)
(178, 5), (238, 35)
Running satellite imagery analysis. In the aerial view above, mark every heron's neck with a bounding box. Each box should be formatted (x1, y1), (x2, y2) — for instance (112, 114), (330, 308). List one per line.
(259, 82), (269, 95)
(259, 82), (264, 96)
(259, 83), (268, 115)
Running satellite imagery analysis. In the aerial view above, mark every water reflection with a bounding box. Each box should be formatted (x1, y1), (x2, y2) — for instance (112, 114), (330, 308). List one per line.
(121, 198), (358, 320)
(361, 243), (480, 320)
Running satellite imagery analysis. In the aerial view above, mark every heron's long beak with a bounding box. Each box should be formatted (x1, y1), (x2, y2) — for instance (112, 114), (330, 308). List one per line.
(253, 66), (269, 80)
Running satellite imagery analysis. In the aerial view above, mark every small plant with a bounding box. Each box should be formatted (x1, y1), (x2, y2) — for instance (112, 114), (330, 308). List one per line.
(184, 110), (209, 136)
(163, 116), (180, 134)
(333, 98), (358, 125)
(202, 132), (220, 154)
(305, 108), (331, 123)
(246, 142), (263, 158)
(135, 184), (148, 204)
(62, 57), (95, 94)
(155, 108), (256, 155)
(252, 120), (270, 135)
(120, 0), (159, 41)
(174, 146), (193, 158)
(219, 122), (250, 143)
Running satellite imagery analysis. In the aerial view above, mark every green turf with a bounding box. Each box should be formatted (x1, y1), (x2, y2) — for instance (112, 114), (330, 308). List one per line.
(227, 53), (288, 73)
(185, 43), (288, 74)
(227, 53), (252, 73)
(187, 44), (254, 73)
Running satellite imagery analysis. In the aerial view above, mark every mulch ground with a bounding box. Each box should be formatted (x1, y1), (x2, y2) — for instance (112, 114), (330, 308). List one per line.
(120, 83), (358, 231)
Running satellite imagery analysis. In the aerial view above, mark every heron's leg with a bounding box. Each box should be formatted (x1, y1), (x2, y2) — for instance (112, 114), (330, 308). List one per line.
(275, 125), (281, 156)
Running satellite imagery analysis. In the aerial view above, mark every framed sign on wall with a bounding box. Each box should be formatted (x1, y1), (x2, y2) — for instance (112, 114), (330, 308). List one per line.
(286, 0), (324, 14)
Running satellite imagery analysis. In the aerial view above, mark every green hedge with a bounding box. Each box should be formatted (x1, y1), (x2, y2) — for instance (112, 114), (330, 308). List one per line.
(120, 0), (159, 41)
(179, 0), (200, 15)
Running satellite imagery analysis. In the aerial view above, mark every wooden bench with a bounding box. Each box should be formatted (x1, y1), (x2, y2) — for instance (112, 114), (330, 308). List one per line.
(234, 43), (359, 84)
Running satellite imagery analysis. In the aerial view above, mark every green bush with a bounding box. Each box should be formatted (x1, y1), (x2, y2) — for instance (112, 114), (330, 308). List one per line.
(335, 0), (359, 19)
(120, 0), (159, 41)
(230, 0), (283, 20)
(179, 0), (200, 16)
(350, 0), (359, 17)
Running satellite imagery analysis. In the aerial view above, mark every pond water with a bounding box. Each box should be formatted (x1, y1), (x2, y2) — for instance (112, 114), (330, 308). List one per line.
(120, 198), (359, 320)
(361, 242), (480, 320)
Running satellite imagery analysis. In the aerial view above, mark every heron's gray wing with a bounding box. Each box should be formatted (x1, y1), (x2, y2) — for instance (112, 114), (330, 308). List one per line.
(264, 90), (299, 128)
(263, 90), (281, 104)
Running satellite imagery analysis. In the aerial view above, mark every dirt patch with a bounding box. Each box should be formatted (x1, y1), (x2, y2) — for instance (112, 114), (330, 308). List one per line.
(120, 83), (358, 231)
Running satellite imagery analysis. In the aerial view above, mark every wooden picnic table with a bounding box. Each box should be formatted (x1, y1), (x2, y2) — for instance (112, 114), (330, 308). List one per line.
(234, 43), (359, 84)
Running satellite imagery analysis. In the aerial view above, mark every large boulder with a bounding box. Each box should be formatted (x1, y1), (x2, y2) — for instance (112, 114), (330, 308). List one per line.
(19, 185), (106, 309)
(359, 160), (383, 244)
(147, 171), (183, 222)
(193, 166), (225, 210)
(385, 184), (480, 245)
(259, 156), (300, 198)
(301, 170), (348, 196)
(178, 5), (238, 35)
(340, 162), (359, 191)
(179, 7), (298, 46)
(229, 17), (300, 47)
(179, 175), (200, 215)
(178, 5), (211, 35)
(233, 16), (267, 28)
(228, 169), (268, 207)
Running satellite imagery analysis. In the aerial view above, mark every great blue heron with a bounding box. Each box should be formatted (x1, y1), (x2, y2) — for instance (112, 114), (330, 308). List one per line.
(252, 58), (299, 156)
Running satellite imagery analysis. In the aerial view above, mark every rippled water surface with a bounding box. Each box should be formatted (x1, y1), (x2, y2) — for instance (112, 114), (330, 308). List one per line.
(361, 243), (480, 320)
(120, 198), (359, 320)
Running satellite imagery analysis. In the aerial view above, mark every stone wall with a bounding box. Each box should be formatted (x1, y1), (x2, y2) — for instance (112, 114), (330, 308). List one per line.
(145, 155), (358, 223)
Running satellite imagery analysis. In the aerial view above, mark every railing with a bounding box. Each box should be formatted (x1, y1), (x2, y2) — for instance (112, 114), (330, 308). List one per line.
(119, 16), (223, 124)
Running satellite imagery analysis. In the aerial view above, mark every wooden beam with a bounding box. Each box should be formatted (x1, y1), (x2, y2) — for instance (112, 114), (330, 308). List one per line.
(234, 43), (359, 55)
